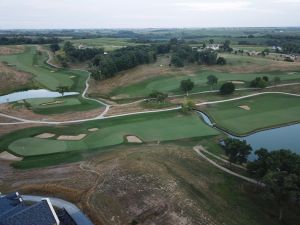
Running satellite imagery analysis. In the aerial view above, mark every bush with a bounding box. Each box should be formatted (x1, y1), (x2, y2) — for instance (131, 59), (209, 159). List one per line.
(220, 82), (235, 95)
(217, 57), (227, 65)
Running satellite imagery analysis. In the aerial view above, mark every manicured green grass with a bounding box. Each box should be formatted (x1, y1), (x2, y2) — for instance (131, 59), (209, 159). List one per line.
(111, 70), (300, 98)
(0, 46), (103, 112)
(70, 38), (141, 51)
(4, 110), (219, 156)
(203, 93), (300, 135)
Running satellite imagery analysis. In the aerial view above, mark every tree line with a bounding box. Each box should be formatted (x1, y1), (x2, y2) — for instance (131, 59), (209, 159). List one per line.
(222, 138), (300, 222)
(90, 45), (157, 80)
(0, 36), (61, 45)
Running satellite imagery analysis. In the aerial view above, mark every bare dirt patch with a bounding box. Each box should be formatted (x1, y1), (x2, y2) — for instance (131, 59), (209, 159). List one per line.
(0, 151), (23, 161)
(88, 128), (99, 132)
(126, 135), (142, 143)
(57, 134), (87, 141)
(0, 63), (32, 94)
(40, 100), (64, 106)
(0, 45), (25, 55)
(239, 105), (251, 111)
(35, 133), (56, 139)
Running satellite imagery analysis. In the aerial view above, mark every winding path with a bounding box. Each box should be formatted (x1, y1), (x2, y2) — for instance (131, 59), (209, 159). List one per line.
(193, 146), (263, 186)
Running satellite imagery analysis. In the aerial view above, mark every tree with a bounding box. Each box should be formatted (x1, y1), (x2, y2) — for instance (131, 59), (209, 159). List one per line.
(217, 57), (227, 65)
(49, 43), (60, 54)
(207, 75), (218, 90)
(209, 39), (214, 44)
(180, 79), (195, 96)
(220, 82), (235, 95)
(223, 138), (252, 165)
(250, 77), (268, 88)
(56, 86), (69, 96)
(171, 54), (184, 67)
(273, 76), (281, 86)
(223, 40), (233, 52)
(263, 171), (298, 221)
(181, 100), (196, 114)
(148, 91), (168, 102)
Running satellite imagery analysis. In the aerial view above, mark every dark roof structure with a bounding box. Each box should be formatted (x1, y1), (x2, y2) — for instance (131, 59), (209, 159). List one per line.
(0, 192), (76, 225)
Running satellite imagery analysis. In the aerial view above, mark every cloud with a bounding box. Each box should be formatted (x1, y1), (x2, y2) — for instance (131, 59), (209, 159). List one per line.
(175, 1), (252, 12)
(272, 0), (300, 3)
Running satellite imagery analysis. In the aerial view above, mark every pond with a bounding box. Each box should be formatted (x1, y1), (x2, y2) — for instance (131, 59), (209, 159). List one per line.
(198, 112), (300, 156)
(0, 89), (79, 104)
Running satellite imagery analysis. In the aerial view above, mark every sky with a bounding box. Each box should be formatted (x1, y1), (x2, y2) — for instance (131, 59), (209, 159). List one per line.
(0, 0), (300, 29)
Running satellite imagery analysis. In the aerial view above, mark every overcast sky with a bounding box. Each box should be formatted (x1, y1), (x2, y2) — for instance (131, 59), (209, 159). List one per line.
(0, 0), (299, 29)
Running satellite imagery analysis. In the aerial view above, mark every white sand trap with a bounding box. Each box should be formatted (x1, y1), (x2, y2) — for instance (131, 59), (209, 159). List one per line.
(88, 128), (99, 132)
(69, 76), (76, 78)
(35, 133), (56, 139)
(231, 81), (245, 84)
(50, 70), (55, 73)
(57, 134), (87, 141)
(288, 72), (296, 75)
(41, 100), (64, 106)
(126, 135), (143, 143)
(0, 151), (23, 161)
(239, 105), (251, 111)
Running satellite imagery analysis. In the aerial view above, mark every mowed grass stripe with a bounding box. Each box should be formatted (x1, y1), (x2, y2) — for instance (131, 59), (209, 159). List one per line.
(7, 110), (219, 156)
(203, 93), (300, 135)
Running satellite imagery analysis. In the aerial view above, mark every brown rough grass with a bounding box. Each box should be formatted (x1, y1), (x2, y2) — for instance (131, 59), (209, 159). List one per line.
(0, 45), (25, 55)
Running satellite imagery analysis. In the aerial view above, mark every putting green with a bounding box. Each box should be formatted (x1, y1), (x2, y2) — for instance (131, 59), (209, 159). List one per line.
(7, 110), (219, 156)
(111, 70), (300, 98)
(203, 93), (300, 135)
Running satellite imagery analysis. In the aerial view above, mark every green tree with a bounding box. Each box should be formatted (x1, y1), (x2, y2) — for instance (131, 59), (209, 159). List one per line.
(181, 100), (196, 114)
(180, 79), (195, 96)
(56, 86), (69, 96)
(217, 57), (227, 65)
(171, 54), (184, 67)
(223, 138), (252, 166)
(263, 171), (298, 221)
(220, 82), (235, 95)
(49, 43), (60, 54)
(207, 75), (218, 90)
(148, 91), (168, 102)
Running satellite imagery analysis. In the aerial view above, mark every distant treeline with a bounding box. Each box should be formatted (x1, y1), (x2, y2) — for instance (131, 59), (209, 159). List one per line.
(90, 45), (157, 80)
(0, 36), (61, 45)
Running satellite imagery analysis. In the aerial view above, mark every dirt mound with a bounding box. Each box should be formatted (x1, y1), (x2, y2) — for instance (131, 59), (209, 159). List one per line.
(126, 135), (143, 143)
(57, 134), (87, 141)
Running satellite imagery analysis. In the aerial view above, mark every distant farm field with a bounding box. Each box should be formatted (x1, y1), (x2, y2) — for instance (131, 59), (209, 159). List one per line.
(70, 38), (141, 51)
(203, 93), (300, 135)
(5, 110), (219, 156)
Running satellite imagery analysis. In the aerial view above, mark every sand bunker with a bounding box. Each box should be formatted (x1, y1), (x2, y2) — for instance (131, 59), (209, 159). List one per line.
(40, 100), (64, 106)
(239, 105), (251, 111)
(35, 133), (56, 139)
(126, 135), (143, 143)
(231, 81), (245, 84)
(88, 128), (99, 132)
(69, 76), (76, 78)
(288, 72), (296, 75)
(0, 151), (23, 161)
(57, 134), (87, 141)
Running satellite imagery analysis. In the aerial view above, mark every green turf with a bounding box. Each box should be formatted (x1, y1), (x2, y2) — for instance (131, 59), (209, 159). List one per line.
(203, 93), (300, 135)
(5, 110), (219, 156)
(0, 46), (103, 113)
(111, 69), (300, 98)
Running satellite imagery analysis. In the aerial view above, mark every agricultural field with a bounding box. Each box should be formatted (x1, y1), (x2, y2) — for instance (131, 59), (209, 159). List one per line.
(202, 93), (300, 135)
(70, 38), (141, 51)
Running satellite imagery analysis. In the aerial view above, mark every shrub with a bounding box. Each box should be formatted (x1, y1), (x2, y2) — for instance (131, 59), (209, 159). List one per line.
(220, 82), (235, 95)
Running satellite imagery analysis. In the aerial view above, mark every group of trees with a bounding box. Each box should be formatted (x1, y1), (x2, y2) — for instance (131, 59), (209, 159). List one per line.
(0, 37), (60, 45)
(148, 91), (168, 102)
(250, 76), (281, 88)
(247, 149), (300, 221)
(90, 45), (157, 80)
(63, 41), (104, 62)
(223, 138), (300, 221)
